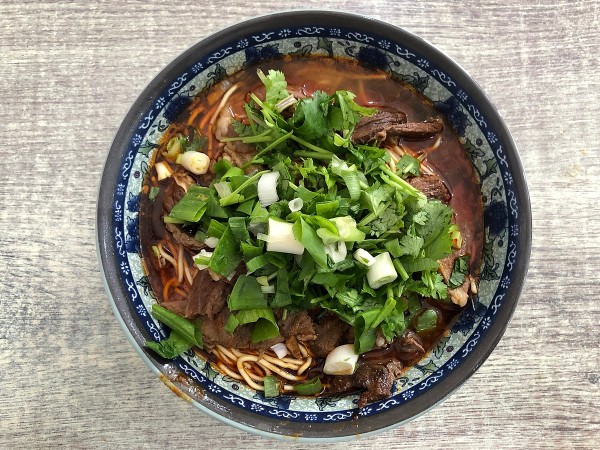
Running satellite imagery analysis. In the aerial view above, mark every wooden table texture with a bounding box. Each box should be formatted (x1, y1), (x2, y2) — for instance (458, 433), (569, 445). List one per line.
(1, 1), (598, 448)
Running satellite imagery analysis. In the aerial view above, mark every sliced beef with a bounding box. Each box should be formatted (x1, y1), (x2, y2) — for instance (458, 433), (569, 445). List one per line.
(352, 107), (407, 144)
(223, 143), (255, 168)
(162, 172), (194, 213)
(309, 314), (352, 358)
(201, 308), (251, 348)
(352, 106), (443, 144)
(328, 360), (403, 408)
(184, 270), (231, 319)
(279, 311), (317, 358)
(387, 120), (444, 140)
(161, 299), (188, 317)
(391, 331), (426, 361)
(438, 252), (471, 307)
(165, 223), (205, 252)
(408, 173), (452, 204)
(200, 306), (284, 350)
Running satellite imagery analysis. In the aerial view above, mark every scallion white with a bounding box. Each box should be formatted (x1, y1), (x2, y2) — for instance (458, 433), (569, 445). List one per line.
(288, 197), (304, 212)
(366, 252), (398, 289)
(323, 344), (359, 375)
(257, 171), (280, 207)
(180, 151), (210, 175)
(353, 248), (376, 266)
(155, 162), (172, 180)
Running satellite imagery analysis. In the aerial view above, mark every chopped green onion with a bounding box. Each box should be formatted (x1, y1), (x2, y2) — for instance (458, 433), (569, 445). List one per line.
(330, 216), (366, 242)
(266, 218), (304, 255)
(236, 199), (256, 216)
(263, 375), (280, 398)
(366, 252), (398, 289)
(241, 241), (264, 261)
(392, 258), (409, 281)
(214, 182), (232, 198)
(168, 186), (208, 222)
(261, 285), (275, 294)
(288, 198), (304, 212)
(271, 269), (291, 307)
(228, 217), (250, 243)
(246, 255), (269, 273)
(257, 171), (280, 207)
(228, 275), (267, 310)
(148, 304), (203, 349)
(208, 226), (242, 277)
(315, 200), (339, 218)
(294, 377), (322, 396)
(353, 248), (376, 266)
(415, 309), (440, 334)
(323, 344), (358, 375)
(149, 186), (160, 201)
(193, 249), (213, 269)
(206, 219), (226, 238)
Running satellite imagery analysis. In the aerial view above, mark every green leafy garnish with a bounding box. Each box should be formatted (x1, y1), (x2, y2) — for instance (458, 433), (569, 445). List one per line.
(294, 376), (322, 396)
(449, 255), (470, 288)
(159, 69), (466, 356)
(145, 304), (203, 358)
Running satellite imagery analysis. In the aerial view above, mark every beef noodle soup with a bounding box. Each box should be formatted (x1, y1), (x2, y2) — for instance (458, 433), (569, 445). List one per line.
(139, 56), (483, 407)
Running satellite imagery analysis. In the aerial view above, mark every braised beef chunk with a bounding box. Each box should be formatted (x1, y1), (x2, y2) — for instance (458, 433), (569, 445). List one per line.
(352, 107), (407, 144)
(354, 361), (403, 408)
(183, 270), (231, 319)
(163, 172), (194, 213)
(161, 299), (188, 317)
(279, 311), (317, 358)
(352, 106), (443, 144)
(391, 331), (426, 360)
(408, 173), (452, 204)
(201, 308), (251, 348)
(165, 223), (205, 252)
(309, 314), (351, 358)
(328, 360), (403, 408)
(387, 120), (443, 140)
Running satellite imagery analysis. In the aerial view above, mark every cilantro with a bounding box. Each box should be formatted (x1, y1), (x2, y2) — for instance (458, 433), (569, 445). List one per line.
(369, 203), (398, 237)
(399, 233), (424, 257)
(291, 90), (331, 140)
(396, 154), (421, 177)
(449, 255), (470, 288)
(148, 186), (160, 201)
(159, 69), (469, 361)
(186, 134), (208, 153)
(257, 69), (290, 106)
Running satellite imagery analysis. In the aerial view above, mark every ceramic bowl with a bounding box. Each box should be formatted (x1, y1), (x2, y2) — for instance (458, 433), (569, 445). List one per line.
(96, 10), (531, 441)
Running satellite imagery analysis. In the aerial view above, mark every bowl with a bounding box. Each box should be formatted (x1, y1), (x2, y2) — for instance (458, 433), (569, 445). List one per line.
(96, 10), (531, 441)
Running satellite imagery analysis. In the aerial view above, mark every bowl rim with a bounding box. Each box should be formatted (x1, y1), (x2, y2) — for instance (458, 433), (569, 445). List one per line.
(96, 9), (532, 442)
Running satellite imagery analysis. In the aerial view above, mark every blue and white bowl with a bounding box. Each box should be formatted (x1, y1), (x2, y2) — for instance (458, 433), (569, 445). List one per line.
(96, 10), (531, 441)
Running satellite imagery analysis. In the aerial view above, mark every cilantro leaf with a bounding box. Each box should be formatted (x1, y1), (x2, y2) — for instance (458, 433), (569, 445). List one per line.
(449, 255), (470, 288)
(291, 90), (331, 140)
(399, 233), (424, 257)
(412, 200), (453, 260)
(369, 203), (398, 237)
(257, 69), (290, 106)
(396, 154), (421, 177)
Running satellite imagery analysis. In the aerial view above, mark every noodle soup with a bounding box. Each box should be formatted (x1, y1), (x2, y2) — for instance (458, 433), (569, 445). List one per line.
(139, 56), (483, 407)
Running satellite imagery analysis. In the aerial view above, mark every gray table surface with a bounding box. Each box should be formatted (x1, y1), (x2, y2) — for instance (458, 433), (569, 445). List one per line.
(1, 1), (598, 448)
